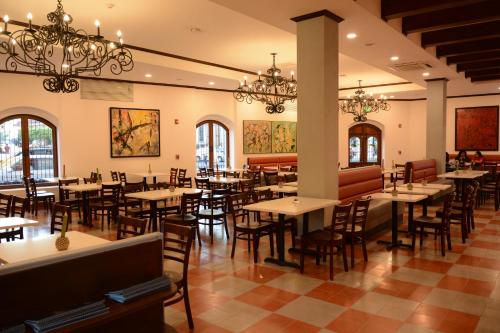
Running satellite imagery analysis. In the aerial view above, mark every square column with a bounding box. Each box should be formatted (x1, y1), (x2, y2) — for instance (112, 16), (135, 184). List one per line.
(426, 78), (448, 174)
(292, 10), (343, 230)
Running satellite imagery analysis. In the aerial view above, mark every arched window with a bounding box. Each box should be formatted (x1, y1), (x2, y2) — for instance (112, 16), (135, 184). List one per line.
(348, 124), (381, 167)
(196, 120), (229, 170)
(0, 114), (58, 186)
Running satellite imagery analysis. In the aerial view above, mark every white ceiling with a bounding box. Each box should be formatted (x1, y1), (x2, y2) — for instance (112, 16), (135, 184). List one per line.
(1, 0), (499, 99)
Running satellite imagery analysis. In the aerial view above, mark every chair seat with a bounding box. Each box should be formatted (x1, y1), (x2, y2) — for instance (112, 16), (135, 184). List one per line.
(235, 221), (273, 231)
(198, 208), (225, 217)
(165, 214), (197, 223)
(414, 215), (441, 225)
(165, 270), (183, 287)
(303, 229), (342, 242)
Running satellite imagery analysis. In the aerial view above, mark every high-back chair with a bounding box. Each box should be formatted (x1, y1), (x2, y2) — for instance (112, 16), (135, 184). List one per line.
(300, 203), (353, 280)
(195, 177), (210, 190)
(116, 215), (147, 240)
(197, 188), (230, 244)
(29, 178), (55, 216)
(122, 181), (149, 218)
(50, 203), (72, 234)
(58, 178), (81, 219)
(119, 172), (127, 184)
(89, 183), (121, 231)
(347, 198), (371, 268)
(110, 171), (119, 182)
(164, 192), (203, 247)
(178, 177), (193, 188)
(198, 168), (208, 177)
(0, 193), (12, 217)
(170, 168), (179, 185)
(178, 168), (187, 181)
(163, 223), (196, 329)
(4, 196), (29, 241)
(263, 171), (279, 186)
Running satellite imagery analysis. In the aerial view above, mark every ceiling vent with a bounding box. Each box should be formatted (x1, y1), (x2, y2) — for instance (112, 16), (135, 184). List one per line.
(389, 61), (432, 72)
(80, 79), (134, 102)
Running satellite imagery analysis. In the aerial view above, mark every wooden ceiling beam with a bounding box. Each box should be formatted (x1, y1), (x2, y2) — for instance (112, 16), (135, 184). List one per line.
(422, 21), (500, 47)
(402, 0), (500, 34)
(457, 60), (500, 72)
(381, 0), (487, 20)
(465, 68), (500, 78)
(447, 50), (500, 64)
(436, 38), (500, 57)
(470, 74), (500, 82)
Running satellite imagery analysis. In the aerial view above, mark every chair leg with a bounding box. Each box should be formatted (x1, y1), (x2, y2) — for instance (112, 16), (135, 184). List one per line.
(269, 230), (274, 257)
(316, 246), (321, 265)
(231, 230), (237, 259)
(412, 224), (417, 251)
(350, 236), (355, 268)
(183, 285), (194, 329)
(196, 225), (202, 247)
(291, 222), (297, 249)
(446, 226), (452, 250)
(223, 216), (230, 240)
(461, 220), (467, 244)
(361, 234), (368, 262)
(209, 218), (214, 244)
(342, 242), (348, 272)
(440, 228), (445, 256)
(300, 238), (306, 274)
(329, 243), (334, 280)
(253, 233), (259, 263)
(419, 226), (424, 248)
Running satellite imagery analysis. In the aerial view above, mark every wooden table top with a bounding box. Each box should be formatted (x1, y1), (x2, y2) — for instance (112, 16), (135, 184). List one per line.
(125, 188), (207, 201)
(370, 192), (428, 203)
(243, 196), (340, 216)
(383, 186), (440, 196)
(256, 185), (298, 194)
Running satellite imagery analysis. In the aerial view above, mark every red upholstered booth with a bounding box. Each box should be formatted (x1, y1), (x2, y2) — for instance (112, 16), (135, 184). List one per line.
(449, 153), (500, 164)
(404, 159), (439, 183)
(339, 166), (383, 203)
(247, 156), (297, 169)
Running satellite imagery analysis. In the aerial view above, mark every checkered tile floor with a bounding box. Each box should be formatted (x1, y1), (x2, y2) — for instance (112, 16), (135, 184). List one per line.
(21, 202), (500, 333)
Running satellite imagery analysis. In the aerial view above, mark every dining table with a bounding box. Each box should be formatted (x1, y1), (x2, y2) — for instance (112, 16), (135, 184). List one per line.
(128, 172), (169, 190)
(256, 185), (298, 198)
(243, 196), (340, 268)
(437, 170), (487, 200)
(0, 217), (40, 230)
(125, 187), (207, 232)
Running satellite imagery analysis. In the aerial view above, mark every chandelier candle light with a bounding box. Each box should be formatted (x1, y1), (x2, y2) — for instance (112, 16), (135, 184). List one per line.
(340, 80), (390, 122)
(233, 53), (297, 114)
(0, 0), (134, 93)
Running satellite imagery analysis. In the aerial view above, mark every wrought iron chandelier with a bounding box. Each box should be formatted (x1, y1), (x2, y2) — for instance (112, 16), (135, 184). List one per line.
(233, 53), (297, 114)
(339, 80), (390, 122)
(0, 0), (134, 93)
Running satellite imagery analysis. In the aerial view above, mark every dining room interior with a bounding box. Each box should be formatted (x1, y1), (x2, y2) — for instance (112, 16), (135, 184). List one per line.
(1, 0), (500, 332)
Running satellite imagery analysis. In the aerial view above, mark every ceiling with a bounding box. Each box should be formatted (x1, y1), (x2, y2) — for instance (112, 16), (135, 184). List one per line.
(1, 0), (499, 99)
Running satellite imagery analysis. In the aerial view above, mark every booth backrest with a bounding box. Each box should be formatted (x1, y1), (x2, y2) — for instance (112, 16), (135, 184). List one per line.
(247, 156), (297, 169)
(405, 159), (438, 183)
(449, 153), (500, 164)
(339, 166), (382, 202)
(0, 233), (163, 331)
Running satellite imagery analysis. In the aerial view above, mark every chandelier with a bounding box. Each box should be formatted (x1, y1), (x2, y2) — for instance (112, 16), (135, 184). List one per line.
(233, 53), (297, 114)
(339, 80), (390, 122)
(0, 0), (134, 93)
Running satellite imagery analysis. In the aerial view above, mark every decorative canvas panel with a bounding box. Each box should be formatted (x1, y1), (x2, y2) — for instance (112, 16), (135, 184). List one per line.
(110, 107), (160, 157)
(243, 120), (272, 154)
(271, 121), (297, 153)
(455, 106), (499, 151)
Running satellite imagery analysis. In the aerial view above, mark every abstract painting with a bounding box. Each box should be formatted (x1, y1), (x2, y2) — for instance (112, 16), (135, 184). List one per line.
(110, 107), (160, 157)
(272, 121), (297, 153)
(455, 106), (499, 151)
(243, 120), (272, 154)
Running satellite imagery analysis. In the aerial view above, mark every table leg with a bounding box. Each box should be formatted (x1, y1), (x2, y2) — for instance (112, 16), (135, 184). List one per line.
(377, 201), (412, 250)
(150, 200), (158, 232)
(143, 177), (149, 191)
(265, 213), (300, 268)
(78, 192), (92, 227)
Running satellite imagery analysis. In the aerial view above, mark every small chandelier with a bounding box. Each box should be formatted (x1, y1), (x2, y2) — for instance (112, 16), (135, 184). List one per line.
(233, 53), (297, 114)
(0, 0), (134, 93)
(339, 80), (390, 122)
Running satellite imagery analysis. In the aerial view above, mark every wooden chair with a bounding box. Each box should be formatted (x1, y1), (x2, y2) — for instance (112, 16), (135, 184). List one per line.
(89, 183), (121, 231)
(413, 192), (455, 256)
(263, 171), (279, 186)
(50, 203), (72, 234)
(394, 163), (406, 183)
(229, 192), (274, 263)
(441, 185), (474, 244)
(110, 171), (119, 182)
(0, 193), (12, 217)
(198, 189), (230, 244)
(206, 168), (215, 177)
(226, 171), (240, 178)
(163, 223), (196, 329)
(164, 192), (203, 247)
(28, 178), (55, 216)
(2, 196), (29, 241)
(347, 198), (371, 268)
(300, 203), (352, 280)
(178, 177), (193, 188)
(119, 172), (127, 184)
(290, 166), (298, 172)
(239, 179), (254, 193)
(249, 169), (261, 187)
(170, 168), (179, 185)
(198, 168), (208, 177)
(178, 168), (187, 181)
(58, 178), (81, 219)
(122, 181), (149, 218)
(480, 173), (500, 210)
(116, 215), (147, 240)
(195, 177), (210, 190)
(284, 173), (298, 183)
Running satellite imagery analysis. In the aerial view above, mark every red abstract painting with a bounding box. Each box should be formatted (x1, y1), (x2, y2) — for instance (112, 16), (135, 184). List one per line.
(455, 106), (499, 151)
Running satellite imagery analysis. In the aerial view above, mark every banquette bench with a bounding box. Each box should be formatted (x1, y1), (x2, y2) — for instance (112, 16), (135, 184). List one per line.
(403, 159), (453, 200)
(0, 233), (174, 333)
(247, 156), (297, 170)
(339, 165), (401, 235)
(449, 153), (500, 164)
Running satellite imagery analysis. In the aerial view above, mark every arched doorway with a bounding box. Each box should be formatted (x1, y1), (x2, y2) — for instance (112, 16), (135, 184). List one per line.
(348, 123), (382, 168)
(196, 120), (229, 169)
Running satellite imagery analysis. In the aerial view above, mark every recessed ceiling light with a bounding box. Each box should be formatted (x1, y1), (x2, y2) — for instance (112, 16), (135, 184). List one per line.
(145, 73), (152, 78)
(498, 87), (500, 90)
(346, 33), (357, 39)
(390, 56), (399, 61)
(390, 95), (395, 98)
(208, 81), (215, 85)
(422, 72), (430, 77)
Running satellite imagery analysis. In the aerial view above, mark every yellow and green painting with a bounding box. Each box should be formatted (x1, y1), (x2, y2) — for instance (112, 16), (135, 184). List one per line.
(110, 108), (160, 157)
(271, 121), (297, 153)
(243, 120), (272, 154)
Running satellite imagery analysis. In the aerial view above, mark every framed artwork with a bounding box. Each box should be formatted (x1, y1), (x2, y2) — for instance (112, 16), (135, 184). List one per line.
(110, 107), (160, 158)
(271, 121), (297, 153)
(455, 106), (499, 151)
(243, 120), (272, 154)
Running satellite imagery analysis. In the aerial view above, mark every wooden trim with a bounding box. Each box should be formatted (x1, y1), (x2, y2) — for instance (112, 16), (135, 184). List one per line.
(291, 10), (344, 23)
(339, 82), (413, 91)
(424, 78), (449, 82)
(196, 120), (230, 168)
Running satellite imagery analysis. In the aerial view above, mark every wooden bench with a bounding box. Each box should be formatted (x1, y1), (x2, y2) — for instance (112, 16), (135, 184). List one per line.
(247, 156), (297, 170)
(0, 233), (175, 333)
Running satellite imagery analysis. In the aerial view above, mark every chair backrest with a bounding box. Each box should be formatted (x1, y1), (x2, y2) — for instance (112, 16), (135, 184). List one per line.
(22, 177), (31, 198)
(170, 168), (178, 182)
(101, 184), (121, 203)
(195, 177), (210, 189)
(150, 181), (169, 190)
(58, 178), (79, 203)
(252, 188), (273, 203)
(290, 166), (298, 172)
(226, 171), (240, 178)
(228, 192), (250, 224)
(239, 179), (254, 193)
(264, 171), (279, 186)
(116, 215), (147, 240)
(83, 177), (96, 184)
(178, 177), (193, 188)
(163, 223), (195, 283)
(199, 168), (208, 177)
(0, 193), (12, 217)
(441, 192), (456, 225)
(180, 191), (203, 216)
(351, 198), (371, 232)
(110, 171), (119, 182)
(330, 203), (353, 236)
(209, 189), (231, 211)
(463, 185), (475, 210)
(90, 172), (98, 183)
(284, 173), (297, 183)
(10, 196), (28, 218)
(50, 203), (72, 234)
(178, 168), (187, 180)
(29, 178), (39, 196)
(124, 181), (145, 193)
(248, 170), (261, 187)
(119, 172), (127, 183)
(206, 168), (215, 177)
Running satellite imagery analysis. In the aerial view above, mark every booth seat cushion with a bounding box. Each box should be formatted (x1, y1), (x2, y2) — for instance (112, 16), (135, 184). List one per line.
(339, 166), (382, 202)
(405, 159), (438, 183)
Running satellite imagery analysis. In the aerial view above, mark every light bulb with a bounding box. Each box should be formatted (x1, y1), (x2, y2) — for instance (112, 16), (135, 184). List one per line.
(116, 30), (122, 37)
(258, 70), (262, 75)
(27, 12), (33, 20)
(119, 38), (123, 45)
(3, 15), (9, 23)
(0, 27), (3, 33)
(290, 71), (294, 76)
(274, 71), (278, 76)
(11, 39), (16, 45)
(62, 64), (69, 68)
(94, 19), (100, 27)
(63, 14), (70, 22)
(90, 44), (96, 50)
(109, 42), (116, 49)
(67, 46), (73, 52)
